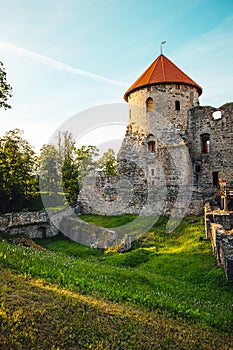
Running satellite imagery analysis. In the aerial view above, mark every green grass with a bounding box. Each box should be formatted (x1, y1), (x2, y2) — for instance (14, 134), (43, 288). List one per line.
(34, 234), (105, 259)
(79, 213), (138, 228)
(45, 205), (66, 211)
(1, 268), (232, 350)
(1, 215), (233, 349)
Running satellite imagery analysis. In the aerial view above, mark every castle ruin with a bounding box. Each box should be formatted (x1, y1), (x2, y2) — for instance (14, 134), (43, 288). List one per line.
(79, 53), (233, 217)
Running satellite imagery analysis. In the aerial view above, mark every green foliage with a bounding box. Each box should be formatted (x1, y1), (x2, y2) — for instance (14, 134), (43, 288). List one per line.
(0, 61), (12, 110)
(0, 216), (233, 334)
(62, 145), (99, 203)
(38, 144), (61, 195)
(74, 145), (99, 179)
(0, 127), (104, 209)
(0, 129), (39, 213)
(62, 154), (79, 203)
(56, 130), (75, 163)
(40, 192), (66, 210)
(98, 148), (117, 175)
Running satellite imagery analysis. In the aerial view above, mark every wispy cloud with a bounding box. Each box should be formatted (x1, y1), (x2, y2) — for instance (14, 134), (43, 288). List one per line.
(172, 15), (233, 106)
(0, 42), (128, 87)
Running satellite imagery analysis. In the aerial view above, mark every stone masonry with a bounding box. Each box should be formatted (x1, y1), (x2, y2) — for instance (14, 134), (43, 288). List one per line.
(205, 203), (233, 280)
(188, 103), (233, 200)
(0, 211), (58, 238)
(79, 54), (232, 218)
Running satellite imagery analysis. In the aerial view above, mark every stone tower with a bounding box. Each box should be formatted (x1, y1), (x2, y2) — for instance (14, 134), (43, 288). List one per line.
(123, 54), (202, 133)
(79, 53), (232, 217)
(117, 54), (203, 215)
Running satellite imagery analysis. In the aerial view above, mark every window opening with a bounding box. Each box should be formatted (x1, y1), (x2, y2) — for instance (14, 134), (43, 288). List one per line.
(175, 100), (180, 111)
(146, 97), (154, 112)
(195, 165), (201, 172)
(213, 111), (222, 120)
(201, 133), (210, 153)
(213, 172), (219, 186)
(148, 141), (155, 153)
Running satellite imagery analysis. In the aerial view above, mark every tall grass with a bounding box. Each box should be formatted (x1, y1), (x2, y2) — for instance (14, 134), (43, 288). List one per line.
(0, 216), (233, 332)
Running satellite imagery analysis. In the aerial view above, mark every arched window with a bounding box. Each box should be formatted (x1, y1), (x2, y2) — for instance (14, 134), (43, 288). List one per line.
(146, 97), (154, 112)
(200, 133), (210, 154)
(175, 100), (180, 111)
(148, 141), (155, 153)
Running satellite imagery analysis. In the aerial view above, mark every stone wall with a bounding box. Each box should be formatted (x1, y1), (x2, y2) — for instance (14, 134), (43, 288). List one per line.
(188, 103), (233, 196)
(0, 211), (58, 238)
(205, 203), (233, 280)
(128, 83), (199, 131)
(60, 216), (116, 249)
(79, 170), (203, 217)
(0, 208), (121, 249)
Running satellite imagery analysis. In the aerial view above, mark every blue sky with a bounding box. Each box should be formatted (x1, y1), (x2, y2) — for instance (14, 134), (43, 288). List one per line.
(0, 0), (232, 152)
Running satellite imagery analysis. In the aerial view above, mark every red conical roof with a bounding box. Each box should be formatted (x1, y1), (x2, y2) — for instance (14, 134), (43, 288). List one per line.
(124, 54), (202, 101)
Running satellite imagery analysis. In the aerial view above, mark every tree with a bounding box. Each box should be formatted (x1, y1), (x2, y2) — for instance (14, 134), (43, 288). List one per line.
(74, 145), (99, 180)
(62, 154), (79, 203)
(0, 129), (38, 212)
(0, 61), (12, 109)
(38, 144), (61, 195)
(62, 145), (99, 203)
(56, 130), (75, 164)
(98, 148), (117, 175)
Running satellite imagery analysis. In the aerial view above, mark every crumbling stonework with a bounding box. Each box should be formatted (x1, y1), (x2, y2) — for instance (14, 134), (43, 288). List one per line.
(188, 103), (233, 199)
(0, 211), (58, 238)
(79, 54), (232, 220)
(205, 203), (233, 280)
(0, 208), (123, 249)
(60, 216), (116, 249)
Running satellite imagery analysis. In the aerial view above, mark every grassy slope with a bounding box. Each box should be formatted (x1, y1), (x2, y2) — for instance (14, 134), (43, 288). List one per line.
(1, 215), (233, 349)
(1, 267), (233, 350)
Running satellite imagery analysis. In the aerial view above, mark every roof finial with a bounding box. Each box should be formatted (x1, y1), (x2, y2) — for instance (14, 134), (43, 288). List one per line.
(160, 41), (166, 55)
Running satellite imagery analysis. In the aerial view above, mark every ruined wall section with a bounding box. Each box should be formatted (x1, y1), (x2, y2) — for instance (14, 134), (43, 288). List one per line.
(116, 124), (201, 215)
(0, 211), (58, 238)
(188, 103), (233, 199)
(205, 204), (233, 280)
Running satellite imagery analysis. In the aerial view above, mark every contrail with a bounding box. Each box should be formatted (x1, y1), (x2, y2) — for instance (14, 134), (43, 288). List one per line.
(0, 42), (128, 87)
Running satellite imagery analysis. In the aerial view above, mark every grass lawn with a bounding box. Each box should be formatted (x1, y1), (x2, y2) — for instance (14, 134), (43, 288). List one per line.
(1, 215), (233, 349)
(1, 267), (232, 350)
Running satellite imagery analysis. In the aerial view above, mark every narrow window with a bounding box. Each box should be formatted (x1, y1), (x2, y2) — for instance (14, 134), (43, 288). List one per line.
(175, 100), (180, 111)
(195, 165), (201, 181)
(146, 97), (154, 112)
(201, 133), (210, 154)
(151, 169), (155, 176)
(147, 86), (151, 92)
(129, 109), (131, 119)
(190, 91), (194, 105)
(175, 84), (180, 90)
(213, 172), (219, 186)
(148, 141), (155, 153)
